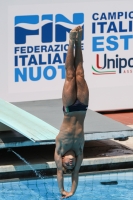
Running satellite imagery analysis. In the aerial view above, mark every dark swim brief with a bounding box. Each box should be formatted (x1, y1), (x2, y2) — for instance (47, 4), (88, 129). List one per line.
(63, 99), (88, 113)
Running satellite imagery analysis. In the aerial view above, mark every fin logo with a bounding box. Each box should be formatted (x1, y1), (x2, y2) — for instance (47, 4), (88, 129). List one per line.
(15, 13), (84, 44)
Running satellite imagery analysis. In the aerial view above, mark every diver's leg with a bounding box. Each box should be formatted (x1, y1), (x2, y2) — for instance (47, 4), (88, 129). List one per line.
(74, 26), (89, 105)
(62, 28), (78, 106)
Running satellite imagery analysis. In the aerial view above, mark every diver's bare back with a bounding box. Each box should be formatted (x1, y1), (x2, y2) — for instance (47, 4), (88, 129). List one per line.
(56, 111), (86, 157)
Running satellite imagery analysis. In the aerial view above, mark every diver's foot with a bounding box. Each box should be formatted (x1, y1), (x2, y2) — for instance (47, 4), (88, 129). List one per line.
(76, 26), (83, 42)
(75, 26), (83, 46)
(69, 27), (79, 43)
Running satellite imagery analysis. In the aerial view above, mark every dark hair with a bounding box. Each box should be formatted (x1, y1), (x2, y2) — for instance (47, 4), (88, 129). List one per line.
(62, 166), (74, 174)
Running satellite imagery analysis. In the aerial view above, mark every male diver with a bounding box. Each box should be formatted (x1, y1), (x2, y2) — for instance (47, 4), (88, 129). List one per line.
(54, 26), (89, 199)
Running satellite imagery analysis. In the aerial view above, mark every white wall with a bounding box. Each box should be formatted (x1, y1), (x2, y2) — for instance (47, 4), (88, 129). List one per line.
(0, 0), (133, 111)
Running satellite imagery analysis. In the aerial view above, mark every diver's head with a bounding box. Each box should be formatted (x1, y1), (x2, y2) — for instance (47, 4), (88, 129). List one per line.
(62, 150), (76, 174)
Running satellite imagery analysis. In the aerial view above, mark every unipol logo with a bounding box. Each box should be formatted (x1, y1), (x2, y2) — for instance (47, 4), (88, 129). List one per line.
(92, 54), (133, 75)
(14, 13), (84, 44)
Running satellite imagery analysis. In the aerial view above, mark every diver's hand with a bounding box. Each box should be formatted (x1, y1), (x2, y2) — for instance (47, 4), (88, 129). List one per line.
(61, 190), (68, 197)
(61, 191), (73, 199)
